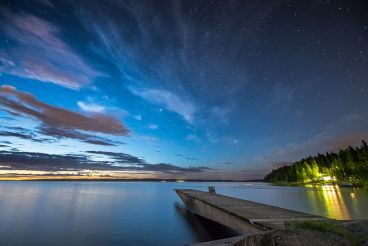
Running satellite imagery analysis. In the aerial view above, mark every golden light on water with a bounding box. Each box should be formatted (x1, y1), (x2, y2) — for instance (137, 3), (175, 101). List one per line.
(307, 184), (351, 220)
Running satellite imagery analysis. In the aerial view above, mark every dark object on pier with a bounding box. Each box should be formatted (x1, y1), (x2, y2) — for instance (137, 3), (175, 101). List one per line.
(208, 186), (216, 194)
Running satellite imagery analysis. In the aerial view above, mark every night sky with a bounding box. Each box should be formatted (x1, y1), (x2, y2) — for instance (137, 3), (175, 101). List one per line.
(0, 0), (367, 180)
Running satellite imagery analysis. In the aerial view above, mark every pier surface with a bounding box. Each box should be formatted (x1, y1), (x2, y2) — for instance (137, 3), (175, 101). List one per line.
(175, 189), (323, 234)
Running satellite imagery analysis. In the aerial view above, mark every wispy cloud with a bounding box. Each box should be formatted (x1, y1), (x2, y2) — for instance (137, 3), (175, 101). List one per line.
(130, 87), (197, 124)
(86, 151), (144, 165)
(140, 136), (157, 142)
(0, 127), (52, 143)
(0, 150), (91, 171)
(210, 105), (233, 125)
(206, 132), (219, 144)
(86, 150), (209, 173)
(0, 11), (101, 89)
(38, 125), (123, 146)
(148, 124), (158, 130)
(77, 100), (130, 120)
(0, 119), (122, 147)
(77, 101), (106, 113)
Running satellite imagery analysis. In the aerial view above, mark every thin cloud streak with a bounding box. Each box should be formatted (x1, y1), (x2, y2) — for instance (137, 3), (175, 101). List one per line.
(0, 150), (212, 174)
(86, 150), (211, 173)
(130, 87), (197, 124)
(0, 129), (50, 143)
(38, 125), (123, 146)
(0, 11), (101, 89)
(77, 101), (106, 113)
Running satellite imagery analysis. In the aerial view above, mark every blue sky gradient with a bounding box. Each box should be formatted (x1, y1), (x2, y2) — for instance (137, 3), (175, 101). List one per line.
(0, 0), (367, 179)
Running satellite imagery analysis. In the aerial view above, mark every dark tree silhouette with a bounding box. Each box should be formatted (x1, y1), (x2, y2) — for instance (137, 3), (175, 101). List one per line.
(264, 140), (368, 187)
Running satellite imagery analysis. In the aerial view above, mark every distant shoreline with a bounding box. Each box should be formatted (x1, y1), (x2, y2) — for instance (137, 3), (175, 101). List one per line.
(272, 180), (360, 188)
(0, 178), (265, 182)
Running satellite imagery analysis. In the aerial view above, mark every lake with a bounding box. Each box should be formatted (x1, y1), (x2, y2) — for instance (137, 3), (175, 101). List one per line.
(0, 181), (367, 245)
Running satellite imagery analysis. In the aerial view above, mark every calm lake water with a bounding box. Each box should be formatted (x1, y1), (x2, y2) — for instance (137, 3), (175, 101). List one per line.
(0, 181), (367, 246)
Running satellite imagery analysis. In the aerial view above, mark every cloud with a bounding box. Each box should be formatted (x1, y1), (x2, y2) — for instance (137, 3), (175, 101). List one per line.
(210, 105), (233, 125)
(0, 150), (92, 171)
(134, 115), (142, 121)
(0, 124), (123, 147)
(38, 125), (123, 146)
(130, 87), (197, 124)
(175, 153), (197, 161)
(86, 151), (210, 173)
(0, 128), (51, 143)
(222, 136), (240, 145)
(78, 100), (129, 118)
(0, 141), (12, 145)
(206, 132), (219, 144)
(148, 124), (158, 130)
(0, 85), (130, 136)
(0, 148), (212, 174)
(145, 163), (210, 173)
(86, 151), (144, 165)
(0, 116), (16, 121)
(140, 136), (157, 142)
(73, 1), (262, 135)
(0, 11), (101, 89)
(77, 101), (106, 113)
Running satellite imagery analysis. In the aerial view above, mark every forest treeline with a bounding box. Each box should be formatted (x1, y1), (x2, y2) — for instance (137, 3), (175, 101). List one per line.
(264, 140), (368, 187)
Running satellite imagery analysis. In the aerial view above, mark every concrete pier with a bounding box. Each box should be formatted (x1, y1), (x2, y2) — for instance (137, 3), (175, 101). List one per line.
(175, 189), (323, 234)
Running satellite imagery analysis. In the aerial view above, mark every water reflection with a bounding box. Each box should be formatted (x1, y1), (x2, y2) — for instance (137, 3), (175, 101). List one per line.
(306, 184), (350, 220)
(213, 183), (368, 220)
(0, 181), (367, 246)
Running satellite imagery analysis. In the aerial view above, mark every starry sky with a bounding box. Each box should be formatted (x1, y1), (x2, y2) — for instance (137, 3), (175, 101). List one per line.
(0, 0), (367, 180)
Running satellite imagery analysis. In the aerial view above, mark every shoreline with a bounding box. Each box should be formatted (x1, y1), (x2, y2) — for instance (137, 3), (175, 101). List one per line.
(272, 181), (365, 189)
(0, 178), (265, 182)
(0, 179), (362, 189)
(1, 179), (364, 190)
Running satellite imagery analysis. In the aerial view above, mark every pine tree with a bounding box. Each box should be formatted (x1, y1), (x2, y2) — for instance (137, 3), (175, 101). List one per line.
(263, 139), (368, 187)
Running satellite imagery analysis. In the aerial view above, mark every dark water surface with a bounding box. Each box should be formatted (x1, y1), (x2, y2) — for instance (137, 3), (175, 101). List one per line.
(0, 181), (367, 245)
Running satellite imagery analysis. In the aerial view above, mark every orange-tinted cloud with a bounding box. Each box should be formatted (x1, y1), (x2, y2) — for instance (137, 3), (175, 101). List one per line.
(0, 85), (130, 136)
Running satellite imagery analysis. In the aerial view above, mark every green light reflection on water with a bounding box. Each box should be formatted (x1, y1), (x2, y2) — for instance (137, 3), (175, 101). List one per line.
(305, 184), (351, 220)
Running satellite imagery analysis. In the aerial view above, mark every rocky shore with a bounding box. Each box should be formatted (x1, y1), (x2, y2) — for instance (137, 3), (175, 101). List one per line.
(190, 220), (368, 246)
